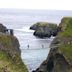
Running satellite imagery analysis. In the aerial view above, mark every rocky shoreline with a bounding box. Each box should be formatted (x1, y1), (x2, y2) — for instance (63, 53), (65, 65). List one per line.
(32, 17), (72, 72)
(30, 22), (61, 38)
(1, 16), (72, 72)
(0, 23), (28, 72)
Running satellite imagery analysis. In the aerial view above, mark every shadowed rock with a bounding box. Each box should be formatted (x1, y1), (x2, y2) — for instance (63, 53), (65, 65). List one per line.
(30, 22), (59, 38)
(32, 17), (72, 72)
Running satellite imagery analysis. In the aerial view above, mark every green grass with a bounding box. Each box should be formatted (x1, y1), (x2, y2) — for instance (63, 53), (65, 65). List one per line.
(36, 22), (57, 29)
(0, 51), (28, 72)
(0, 35), (17, 49)
(58, 17), (72, 62)
(0, 35), (28, 72)
(59, 17), (72, 37)
(59, 44), (72, 62)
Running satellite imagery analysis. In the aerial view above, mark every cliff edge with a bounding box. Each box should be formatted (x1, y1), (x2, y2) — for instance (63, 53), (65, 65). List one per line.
(33, 17), (72, 72)
(0, 23), (28, 72)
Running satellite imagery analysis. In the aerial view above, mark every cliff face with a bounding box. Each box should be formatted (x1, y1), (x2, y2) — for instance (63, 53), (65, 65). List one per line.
(0, 23), (7, 33)
(0, 24), (28, 72)
(33, 17), (72, 72)
(30, 22), (59, 38)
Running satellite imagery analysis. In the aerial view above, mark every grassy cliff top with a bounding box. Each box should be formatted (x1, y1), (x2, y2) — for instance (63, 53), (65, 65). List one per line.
(0, 51), (28, 72)
(58, 17), (72, 63)
(35, 22), (56, 25)
(0, 35), (19, 48)
(0, 34), (28, 72)
(30, 22), (57, 31)
(59, 17), (72, 37)
(34, 22), (57, 27)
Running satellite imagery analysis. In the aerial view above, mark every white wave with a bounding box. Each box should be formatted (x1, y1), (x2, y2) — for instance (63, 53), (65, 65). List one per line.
(14, 27), (34, 33)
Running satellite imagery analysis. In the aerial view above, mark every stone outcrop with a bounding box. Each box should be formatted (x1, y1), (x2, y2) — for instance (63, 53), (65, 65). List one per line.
(32, 17), (72, 72)
(0, 23), (28, 72)
(0, 23), (7, 33)
(30, 22), (60, 38)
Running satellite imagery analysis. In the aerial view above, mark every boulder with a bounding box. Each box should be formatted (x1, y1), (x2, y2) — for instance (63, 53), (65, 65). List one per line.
(30, 22), (58, 38)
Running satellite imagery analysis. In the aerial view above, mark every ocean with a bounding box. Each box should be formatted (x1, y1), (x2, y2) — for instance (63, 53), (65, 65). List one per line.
(0, 9), (72, 72)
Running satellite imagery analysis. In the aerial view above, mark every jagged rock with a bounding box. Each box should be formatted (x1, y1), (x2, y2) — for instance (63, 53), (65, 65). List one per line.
(34, 27), (52, 38)
(0, 23), (7, 33)
(0, 24), (28, 72)
(30, 22), (59, 38)
(33, 17), (72, 72)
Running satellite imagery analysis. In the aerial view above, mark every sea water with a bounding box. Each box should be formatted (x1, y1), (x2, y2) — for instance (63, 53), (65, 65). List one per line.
(14, 26), (54, 71)
(0, 9), (71, 72)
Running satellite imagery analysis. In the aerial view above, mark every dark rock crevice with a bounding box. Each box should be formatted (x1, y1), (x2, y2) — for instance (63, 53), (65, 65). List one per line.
(47, 56), (54, 72)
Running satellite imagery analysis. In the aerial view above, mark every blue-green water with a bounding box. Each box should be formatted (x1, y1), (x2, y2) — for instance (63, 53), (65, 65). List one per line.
(0, 9), (72, 72)
(14, 28), (53, 72)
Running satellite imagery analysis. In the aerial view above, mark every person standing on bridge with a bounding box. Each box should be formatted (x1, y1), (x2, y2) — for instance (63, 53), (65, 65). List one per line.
(42, 44), (44, 48)
(27, 44), (29, 49)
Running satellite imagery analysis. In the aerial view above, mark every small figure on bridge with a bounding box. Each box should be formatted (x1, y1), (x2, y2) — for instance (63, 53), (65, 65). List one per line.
(42, 44), (44, 48)
(27, 44), (29, 49)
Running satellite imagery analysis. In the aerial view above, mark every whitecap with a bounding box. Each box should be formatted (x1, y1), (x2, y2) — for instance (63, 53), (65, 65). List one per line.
(14, 26), (34, 33)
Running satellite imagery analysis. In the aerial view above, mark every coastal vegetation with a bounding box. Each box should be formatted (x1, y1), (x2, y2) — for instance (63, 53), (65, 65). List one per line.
(0, 24), (28, 72)
(58, 17), (72, 63)
(32, 17), (72, 72)
(1, 16), (72, 72)
(30, 22), (59, 38)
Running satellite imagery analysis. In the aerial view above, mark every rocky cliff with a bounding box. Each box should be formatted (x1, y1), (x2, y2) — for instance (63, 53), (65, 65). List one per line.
(0, 23), (28, 72)
(32, 17), (72, 72)
(30, 22), (59, 38)
(0, 23), (7, 33)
